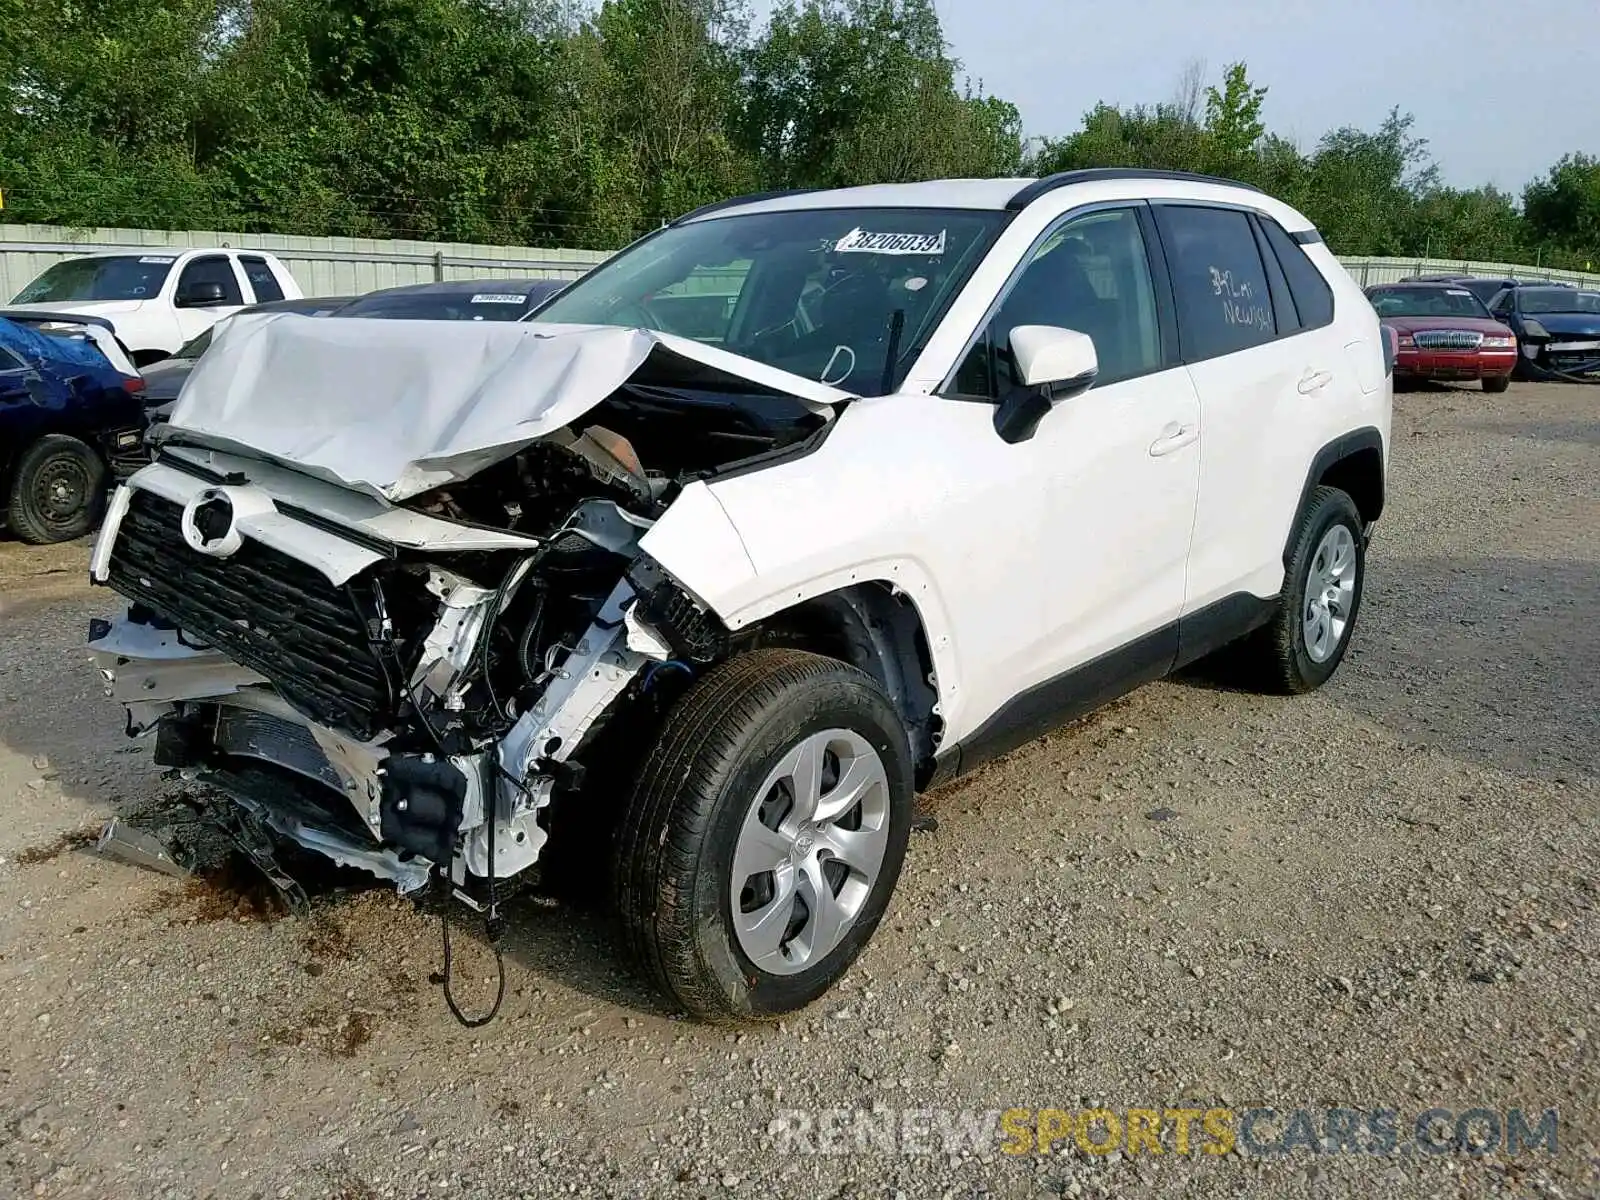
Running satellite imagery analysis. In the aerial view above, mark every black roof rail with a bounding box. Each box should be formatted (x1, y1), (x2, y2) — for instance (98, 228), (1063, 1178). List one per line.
(1007, 168), (1264, 211)
(671, 188), (820, 226)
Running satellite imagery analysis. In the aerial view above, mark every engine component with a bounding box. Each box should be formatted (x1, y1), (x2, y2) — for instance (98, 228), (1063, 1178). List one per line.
(378, 755), (470, 865)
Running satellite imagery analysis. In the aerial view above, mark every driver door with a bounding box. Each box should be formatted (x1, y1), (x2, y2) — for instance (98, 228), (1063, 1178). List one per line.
(172, 255), (247, 344)
(949, 203), (1201, 709)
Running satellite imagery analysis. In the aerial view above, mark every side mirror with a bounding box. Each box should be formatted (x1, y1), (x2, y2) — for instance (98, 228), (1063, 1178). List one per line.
(176, 281), (227, 308)
(994, 325), (1099, 445)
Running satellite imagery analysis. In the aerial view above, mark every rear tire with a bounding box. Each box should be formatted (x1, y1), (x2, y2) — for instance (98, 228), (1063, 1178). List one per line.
(613, 649), (913, 1022)
(1482, 374), (1511, 393)
(6, 434), (107, 545)
(1240, 486), (1365, 694)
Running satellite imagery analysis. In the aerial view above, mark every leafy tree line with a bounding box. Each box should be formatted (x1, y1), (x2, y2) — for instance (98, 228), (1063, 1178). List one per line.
(1, 1), (1595, 270)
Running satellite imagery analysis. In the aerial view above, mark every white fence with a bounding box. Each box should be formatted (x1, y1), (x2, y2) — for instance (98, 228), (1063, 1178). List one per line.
(1340, 256), (1600, 289)
(0, 224), (611, 302)
(3, 222), (1597, 302)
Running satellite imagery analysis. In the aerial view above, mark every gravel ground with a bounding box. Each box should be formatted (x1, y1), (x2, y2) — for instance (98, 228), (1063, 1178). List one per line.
(1, 381), (1596, 1200)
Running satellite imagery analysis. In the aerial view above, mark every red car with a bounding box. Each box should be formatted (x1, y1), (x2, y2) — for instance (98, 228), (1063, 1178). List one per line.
(1366, 282), (1518, 392)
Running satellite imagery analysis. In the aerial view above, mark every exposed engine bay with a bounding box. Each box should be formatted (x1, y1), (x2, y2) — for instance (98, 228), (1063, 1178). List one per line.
(85, 315), (878, 1021)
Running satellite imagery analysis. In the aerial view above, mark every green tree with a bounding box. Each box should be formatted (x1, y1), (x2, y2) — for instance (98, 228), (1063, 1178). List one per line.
(1202, 61), (1267, 175)
(1523, 153), (1600, 268)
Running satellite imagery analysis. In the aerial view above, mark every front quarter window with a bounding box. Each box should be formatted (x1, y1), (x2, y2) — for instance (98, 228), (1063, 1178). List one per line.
(532, 207), (1004, 394)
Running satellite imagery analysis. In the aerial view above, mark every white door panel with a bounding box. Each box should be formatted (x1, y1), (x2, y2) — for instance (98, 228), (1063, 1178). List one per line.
(1182, 328), (1352, 611)
(706, 375), (1199, 745)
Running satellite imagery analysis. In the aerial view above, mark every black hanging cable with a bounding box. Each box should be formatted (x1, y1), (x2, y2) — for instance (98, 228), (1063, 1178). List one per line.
(440, 800), (506, 1028)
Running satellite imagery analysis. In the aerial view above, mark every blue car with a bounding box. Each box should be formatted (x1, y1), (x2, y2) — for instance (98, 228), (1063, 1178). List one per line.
(0, 312), (147, 543)
(1486, 285), (1600, 381)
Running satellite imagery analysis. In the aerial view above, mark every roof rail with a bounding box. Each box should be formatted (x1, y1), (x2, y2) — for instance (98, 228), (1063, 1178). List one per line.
(671, 188), (820, 226)
(1007, 168), (1264, 210)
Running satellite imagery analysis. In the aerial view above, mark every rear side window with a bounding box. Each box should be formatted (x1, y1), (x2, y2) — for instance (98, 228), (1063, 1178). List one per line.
(1258, 218), (1334, 329)
(239, 255), (284, 302)
(1155, 206), (1276, 361)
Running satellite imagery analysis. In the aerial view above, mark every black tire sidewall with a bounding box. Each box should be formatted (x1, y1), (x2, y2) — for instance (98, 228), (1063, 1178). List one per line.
(686, 672), (913, 1019)
(1283, 491), (1365, 689)
(8, 436), (105, 544)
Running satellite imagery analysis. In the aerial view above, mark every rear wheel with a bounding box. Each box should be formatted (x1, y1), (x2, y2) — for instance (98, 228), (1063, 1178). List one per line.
(613, 649), (913, 1022)
(1482, 374), (1511, 393)
(6, 434), (107, 545)
(1240, 486), (1365, 694)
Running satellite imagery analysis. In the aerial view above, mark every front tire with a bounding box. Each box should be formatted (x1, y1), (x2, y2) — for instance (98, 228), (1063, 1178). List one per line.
(613, 649), (913, 1022)
(1244, 486), (1366, 694)
(6, 434), (107, 545)
(1482, 374), (1511, 393)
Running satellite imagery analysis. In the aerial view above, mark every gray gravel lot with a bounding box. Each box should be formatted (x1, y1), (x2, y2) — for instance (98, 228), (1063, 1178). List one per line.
(1, 381), (1596, 1199)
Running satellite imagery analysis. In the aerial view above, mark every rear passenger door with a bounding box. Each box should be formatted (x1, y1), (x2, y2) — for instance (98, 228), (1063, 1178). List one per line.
(1154, 203), (1346, 615)
(238, 255), (286, 303)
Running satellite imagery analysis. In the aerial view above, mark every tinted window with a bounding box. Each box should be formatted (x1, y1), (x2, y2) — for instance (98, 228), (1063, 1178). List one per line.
(0, 346), (26, 370)
(1367, 287), (1491, 319)
(239, 255), (284, 302)
(177, 256), (243, 306)
(1519, 288), (1600, 315)
(1157, 206), (1276, 360)
(1252, 219), (1299, 332)
(13, 255), (175, 303)
(1259, 218), (1334, 329)
(952, 207), (1162, 395)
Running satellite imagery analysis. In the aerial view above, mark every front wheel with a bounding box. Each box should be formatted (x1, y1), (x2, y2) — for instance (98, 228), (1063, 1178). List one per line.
(1482, 374), (1511, 393)
(613, 649), (913, 1022)
(6, 434), (107, 545)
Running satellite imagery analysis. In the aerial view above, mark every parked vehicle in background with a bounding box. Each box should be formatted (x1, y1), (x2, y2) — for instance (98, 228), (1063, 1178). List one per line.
(142, 296), (358, 415)
(1396, 274), (1571, 306)
(1486, 285), (1600, 380)
(9, 250), (303, 365)
(0, 312), (146, 543)
(90, 169), (1390, 1023)
(335, 278), (567, 321)
(1366, 282), (1518, 391)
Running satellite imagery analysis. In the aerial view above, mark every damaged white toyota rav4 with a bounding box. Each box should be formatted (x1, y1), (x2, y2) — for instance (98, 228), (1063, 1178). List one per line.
(88, 170), (1391, 1022)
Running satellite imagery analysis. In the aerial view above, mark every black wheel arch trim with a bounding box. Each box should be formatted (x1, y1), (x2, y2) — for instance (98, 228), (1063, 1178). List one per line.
(1286, 426), (1385, 563)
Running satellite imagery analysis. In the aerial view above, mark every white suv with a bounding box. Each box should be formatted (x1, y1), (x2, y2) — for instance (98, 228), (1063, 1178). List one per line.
(88, 170), (1390, 1023)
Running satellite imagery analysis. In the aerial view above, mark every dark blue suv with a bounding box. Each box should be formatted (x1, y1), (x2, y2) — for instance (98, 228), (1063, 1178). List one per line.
(0, 313), (147, 544)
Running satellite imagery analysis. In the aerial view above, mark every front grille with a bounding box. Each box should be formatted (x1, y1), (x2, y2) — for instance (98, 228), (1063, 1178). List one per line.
(107, 490), (393, 739)
(1413, 329), (1484, 350)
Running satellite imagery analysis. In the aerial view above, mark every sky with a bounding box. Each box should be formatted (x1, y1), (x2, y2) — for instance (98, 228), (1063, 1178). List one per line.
(928, 0), (1597, 191)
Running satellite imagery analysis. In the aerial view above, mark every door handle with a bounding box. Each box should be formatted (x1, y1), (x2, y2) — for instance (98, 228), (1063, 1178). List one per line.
(1298, 368), (1334, 395)
(1148, 422), (1197, 457)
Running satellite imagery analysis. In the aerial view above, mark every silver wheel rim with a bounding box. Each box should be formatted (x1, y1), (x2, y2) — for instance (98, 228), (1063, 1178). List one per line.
(730, 728), (890, 976)
(1302, 524), (1357, 663)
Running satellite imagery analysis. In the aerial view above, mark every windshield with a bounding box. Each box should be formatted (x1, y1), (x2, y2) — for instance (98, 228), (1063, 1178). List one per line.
(336, 289), (540, 321)
(13, 255), (175, 304)
(1519, 288), (1600, 315)
(1368, 287), (1490, 319)
(532, 207), (1006, 394)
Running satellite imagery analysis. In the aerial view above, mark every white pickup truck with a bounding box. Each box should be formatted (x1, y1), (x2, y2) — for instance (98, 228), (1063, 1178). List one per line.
(9, 249), (303, 365)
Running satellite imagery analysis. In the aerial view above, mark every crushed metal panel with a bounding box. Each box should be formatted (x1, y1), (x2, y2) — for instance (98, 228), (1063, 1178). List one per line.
(159, 315), (840, 502)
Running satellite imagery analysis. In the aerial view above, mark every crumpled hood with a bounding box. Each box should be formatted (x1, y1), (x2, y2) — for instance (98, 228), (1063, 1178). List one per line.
(1527, 312), (1600, 338)
(156, 313), (850, 502)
